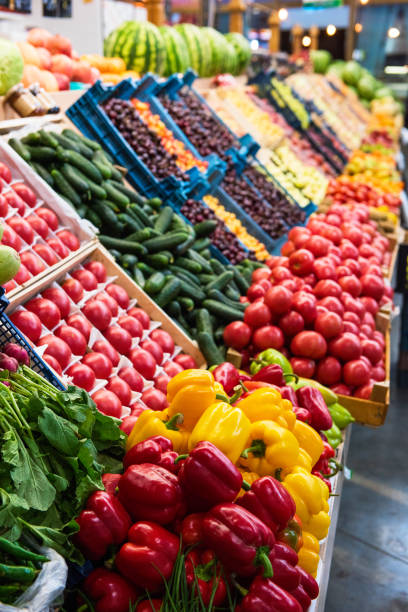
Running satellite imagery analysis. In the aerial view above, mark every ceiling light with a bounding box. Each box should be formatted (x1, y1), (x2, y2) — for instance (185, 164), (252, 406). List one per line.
(302, 35), (311, 47)
(355, 23), (363, 33)
(278, 8), (288, 21)
(360, 0), (369, 5)
(388, 27), (400, 39)
(326, 24), (336, 36)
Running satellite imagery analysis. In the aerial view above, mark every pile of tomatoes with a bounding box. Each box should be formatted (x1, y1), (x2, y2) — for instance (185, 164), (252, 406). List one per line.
(0, 161), (83, 293)
(223, 202), (393, 399)
(325, 176), (401, 213)
(10, 259), (196, 423)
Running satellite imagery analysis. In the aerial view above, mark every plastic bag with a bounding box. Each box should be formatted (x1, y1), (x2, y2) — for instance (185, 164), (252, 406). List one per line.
(0, 548), (67, 612)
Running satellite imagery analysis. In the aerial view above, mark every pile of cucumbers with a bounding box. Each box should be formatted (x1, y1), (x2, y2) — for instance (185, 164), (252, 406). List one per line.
(9, 128), (264, 364)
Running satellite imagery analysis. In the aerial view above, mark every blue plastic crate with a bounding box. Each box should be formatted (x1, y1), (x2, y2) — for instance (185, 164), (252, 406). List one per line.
(0, 313), (65, 389)
(0, 287), (8, 315)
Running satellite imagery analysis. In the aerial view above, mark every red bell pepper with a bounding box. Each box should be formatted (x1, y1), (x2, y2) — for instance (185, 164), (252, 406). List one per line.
(270, 543), (300, 592)
(236, 576), (302, 612)
(237, 476), (296, 534)
(212, 362), (240, 395)
(185, 549), (227, 606)
(83, 568), (138, 612)
(180, 512), (205, 547)
(293, 407), (311, 423)
(102, 473), (121, 496)
(277, 516), (303, 553)
(290, 584), (311, 611)
(178, 441), (243, 511)
(136, 600), (163, 612)
(252, 364), (285, 386)
(280, 386), (299, 406)
(312, 471), (332, 491)
(74, 491), (131, 561)
(202, 503), (275, 578)
(115, 521), (179, 592)
(157, 451), (179, 473)
(123, 436), (173, 470)
(118, 463), (185, 524)
(296, 387), (333, 431)
(296, 566), (319, 600)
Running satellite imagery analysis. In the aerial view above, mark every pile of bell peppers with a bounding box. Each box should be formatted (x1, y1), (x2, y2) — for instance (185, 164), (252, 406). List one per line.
(74, 366), (354, 611)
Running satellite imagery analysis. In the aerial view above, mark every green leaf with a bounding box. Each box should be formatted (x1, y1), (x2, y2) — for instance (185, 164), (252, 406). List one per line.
(78, 439), (98, 471)
(2, 431), (19, 466)
(48, 473), (69, 492)
(75, 471), (103, 508)
(97, 452), (124, 475)
(38, 407), (80, 456)
(93, 410), (123, 443)
(0, 489), (29, 528)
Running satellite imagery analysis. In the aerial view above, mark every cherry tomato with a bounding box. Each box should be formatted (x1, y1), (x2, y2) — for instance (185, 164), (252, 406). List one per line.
(55, 325), (87, 356)
(154, 373), (171, 394)
(118, 315), (143, 339)
(56, 230), (80, 251)
(13, 264), (31, 285)
(72, 269), (98, 291)
(82, 352), (113, 379)
(12, 183), (36, 207)
(42, 287), (71, 319)
(84, 261), (107, 283)
(173, 353), (198, 369)
(149, 329), (175, 354)
(0, 162), (12, 183)
(36, 207), (58, 231)
(2, 225), (22, 251)
(127, 307), (150, 329)
(62, 278), (84, 303)
(25, 297), (61, 329)
(46, 238), (70, 259)
(129, 348), (157, 379)
(140, 339), (164, 365)
(33, 244), (59, 266)
(92, 389), (122, 419)
(43, 353), (63, 375)
(20, 252), (46, 276)
(7, 217), (34, 244)
(121, 415), (138, 436)
(106, 283), (130, 310)
(83, 299), (112, 331)
(141, 388), (168, 411)
(3, 191), (26, 215)
(38, 335), (72, 370)
(291, 331), (327, 360)
(67, 363), (95, 392)
(26, 214), (49, 239)
(105, 325), (132, 355)
(163, 361), (184, 378)
(66, 314), (92, 342)
(107, 376), (132, 406)
(95, 292), (119, 317)
(223, 321), (252, 350)
(118, 367), (144, 392)
(10, 309), (42, 342)
(93, 339), (120, 367)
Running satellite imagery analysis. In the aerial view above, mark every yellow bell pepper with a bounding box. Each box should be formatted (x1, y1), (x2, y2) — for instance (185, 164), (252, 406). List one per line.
(292, 420), (323, 466)
(166, 369), (216, 430)
(126, 408), (189, 453)
(283, 467), (330, 540)
(189, 401), (251, 464)
(237, 388), (296, 430)
(298, 531), (320, 578)
(240, 420), (299, 477)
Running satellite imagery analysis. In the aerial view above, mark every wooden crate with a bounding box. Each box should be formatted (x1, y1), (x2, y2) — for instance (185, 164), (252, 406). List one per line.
(6, 242), (206, 368)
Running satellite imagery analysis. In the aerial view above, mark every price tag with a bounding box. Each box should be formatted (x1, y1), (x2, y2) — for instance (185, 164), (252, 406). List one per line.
(343, 466), (353, 480)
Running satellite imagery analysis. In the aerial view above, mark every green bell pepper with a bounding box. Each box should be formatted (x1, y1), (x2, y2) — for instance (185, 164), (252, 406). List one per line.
(323, 422), (342, 449)
(250, 349), (293, 375)
(290, 378), (338, 406)
(328, 402), (355, 429)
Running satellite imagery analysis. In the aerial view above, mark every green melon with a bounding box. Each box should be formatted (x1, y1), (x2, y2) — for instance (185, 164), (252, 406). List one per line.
(159, 26), (190, 76)
(225, 32), (251, 74)
(175, 24), (211, 77)
(104, 21), (166, 75)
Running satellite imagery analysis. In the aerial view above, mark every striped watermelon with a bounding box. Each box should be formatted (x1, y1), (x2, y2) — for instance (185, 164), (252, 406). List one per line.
(159, 26), (190, 76)
(225, 32), (251, 74)
(174, 24), (211, 77)
(202, 27), (236, 76)
(104, 21), (166, 75)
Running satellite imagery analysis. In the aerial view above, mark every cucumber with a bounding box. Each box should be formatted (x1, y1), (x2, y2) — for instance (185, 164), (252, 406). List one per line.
(111, 166), (123, 181)
(171, 214), (188, 231)
(109, 249), (121, 260)
(160, 250), (175, 264)
(136, 262), (155, 276)
(208, 289), (247, 312)
(8, 138), (31, 162)
(202, 299), (245, 321)
(186, 249), (213, 274)
(86, 209), (102, 228)
(196, 308), (213, 335)
(178, 296), (194, 311)
(206, 271), (234, 293)
(197, 331), (224, 366)
(128, 203), (153, 228)
(51, 169), (82, 207)
(74, 168), (107, 199)
(99, 235), (147, 256)
(109, 181), (146, 206)
(170, 265), (202, 286)
(145, 272), (166, 295)
(175, 233), (196, 256)
(156, 277), (181, 308)
(199, 248), (211, 259)
(120, 254), (138, 269)
(148, 197), (162, 209)
(63, 129), (101, 151)
(154, 207), (174, 233)
(77, 205), (89, 218)
(225, 285), (241, 302)
(214, 326), (225, 344)
(199, 274), (216, 284)
(178, 278), (205, 302)
(176, 313), (192, 337)
(38, 130), (59, 148)
(22, 132), (41, 145)
(93, 199), (119, 213)
(229, 265), (251, 294)
(193, 219), (218, 237)
(31, 162), (54, 186)
(143, 231), (189, 253)
(28, 146), (58, 161)
(60, 163), (89, 193)
(59, 150), (103, 183)
(133, 266), (145, 288)
(174, 257), (201, 274)
(61, 128), (82, 143)
(118, 213), (142, 233)
(167, 300), (181, 318)
(126, 228), (154, 242)
(53, 133), (82, 153)
(102, 182), (129, 210)
(93, 160), (112, 179)
(192, 237), (211, 251)
(210, 259), (225, 275)
(95, 202), (122, 234)
(145, 253), (171, 269)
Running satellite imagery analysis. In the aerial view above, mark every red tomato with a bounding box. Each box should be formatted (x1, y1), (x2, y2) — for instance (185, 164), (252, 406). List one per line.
(313, 258), (336, 280)
(62, 278), (84, 303)
(290, 357), (315, 379)
(371, 364), (385, 381)
(3, 191), (26, 215)
(290, 331), (327, 360)
(321, 225), (342, 245)
(292, 291), (317, 324)
(0, 194), (8, 217)
(278, 279), (298, 293)
(120, 416), (138, 436)
(2, 225), (22, 251)
(129, 348), (157, 379)
(247, 283), (267, 302)
(10, 310), (42, 342)
(354, 381), (374, 399)
(281, 241), (295, 257)
(83, 299), (112, 331)
(38, 335), (72, 369)
(7, 217), (34, 244)
(67, 363), (95, 392)
(342, 296), (365, 320)
(343, 321), (360, 335)
(173, 354), (198, 369)
(117, 315), (143, 339)
(264, 286), (293, 315)
(93, 339), (120, 367)
(252, 325), (284, 351)
(42, 287), (71, 319)
(314, 280), (342, 299)
(244, 301), (272, 329)
(12, 183), (36, 207)
(84, 261), (107, 283)
(316, 356), (341, 386)
(318, 296), (344, 317)
(128, 307), (150, 329)
(341, 223), (363, 247)
(252, 267), (271, 283)
(106, 284), (130, 310)
(105, 326), (132, 355)
(271, 266), (292, 282)
(373, 330), (385, 349)
(223, 321), (252, 350)
(288, 226), (311, 244)
(20, 252), (46, 276)
(329, 332), (362, 362)
(340, 241), (359, 260)
(72, 269), (98, 291)
(55, 325), (87, 356)
(361, 339), (383, 365)
(3, 280), (16, 293)
(338, 275), (361, 298)
(26, 297), (61, 329)
(0, 162), (12, 183)
(46, 238), (70, 259)
(278, 311), (304, 337)
(118, 367), (144, 392)
(360, 274), (385, 302)
(343, 259), (360, 276)
(83, 352), (113, 379)
(343, 359), (370, 387)
(107, 376), (132, 406)
(36, 207), (58, 231)
(141, 388), (168, 411)
(155, 373), (171, 394)
(13, 264), (31, 285)
(330, 383), (351, 396)
(289, 249), (315, 277)
(163, 361), (184, 378)
(95, 293), (119, 317)
(150, 329), (175, 354)
(304, 235), (330, 257)
(92, 389), (122, 418)
(66, 314), (92, 342)
(43, 353), (63, 375)
(26, 214), (49, 239)
(56, 230), (80, 251)
(33, 244), (59, 266)
(140, 339), (164, 365)
(314, 311), (343, 339)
